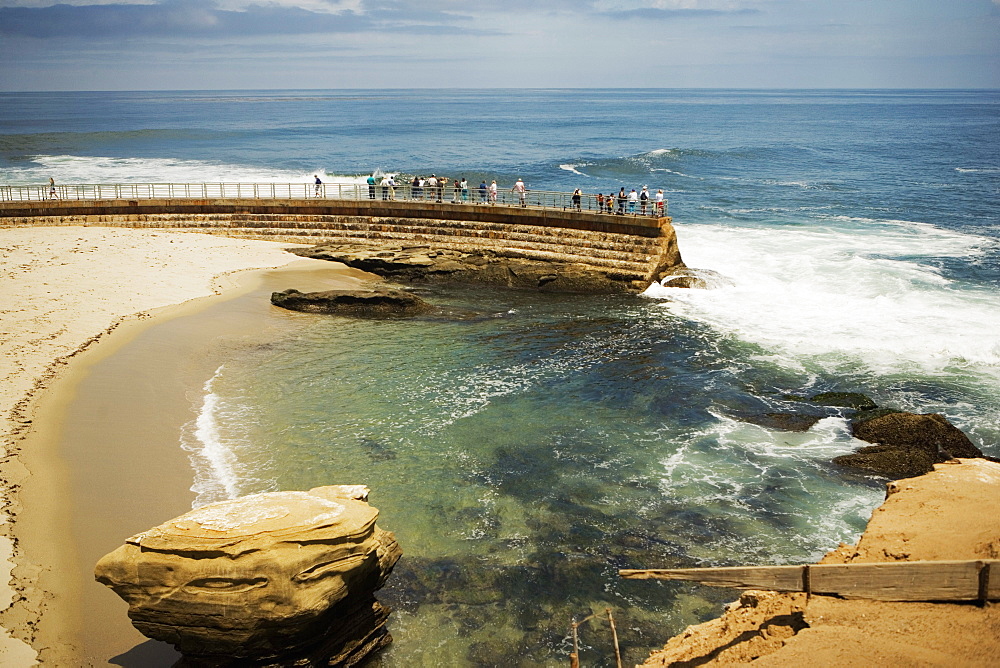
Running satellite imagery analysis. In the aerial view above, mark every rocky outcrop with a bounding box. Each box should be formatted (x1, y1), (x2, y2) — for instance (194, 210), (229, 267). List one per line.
(293, 244), (660, 293)
(834, 412), (985, 478)
(640, 459), (1000, 667)
(271, 287), (431, 317)
(95, 485), (401, 667)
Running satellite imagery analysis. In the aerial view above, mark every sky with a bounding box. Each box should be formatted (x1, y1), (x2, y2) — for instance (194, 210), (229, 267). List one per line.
(0, 0), (998, 91)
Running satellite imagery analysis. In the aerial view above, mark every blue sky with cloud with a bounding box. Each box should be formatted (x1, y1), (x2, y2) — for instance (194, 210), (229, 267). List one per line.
(1, 0), (997, 90)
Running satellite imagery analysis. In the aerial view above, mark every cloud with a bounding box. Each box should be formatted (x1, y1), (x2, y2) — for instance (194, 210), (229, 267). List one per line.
(606, 7), (760, 19)
(0, 0), (480, 38)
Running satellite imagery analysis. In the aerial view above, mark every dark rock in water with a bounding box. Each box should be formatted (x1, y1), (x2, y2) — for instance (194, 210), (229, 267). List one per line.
(271, 287), (431, 317)
(809, 392), (877, 411)
(656, 267), (735, 290)
(834, 412), (984, 478)
(834, 443), (938, 478)
(851, 412), (983, 460)
(851, 407), (904, 425)
(738, 412), (825, 433)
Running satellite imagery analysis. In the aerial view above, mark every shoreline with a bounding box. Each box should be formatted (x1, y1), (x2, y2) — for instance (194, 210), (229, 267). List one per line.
(0, 226), (369, 664)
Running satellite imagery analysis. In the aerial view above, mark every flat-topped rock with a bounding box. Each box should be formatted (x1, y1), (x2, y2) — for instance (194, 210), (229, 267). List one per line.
(271, 287), (432, 317)
(95, 485), (401, 667)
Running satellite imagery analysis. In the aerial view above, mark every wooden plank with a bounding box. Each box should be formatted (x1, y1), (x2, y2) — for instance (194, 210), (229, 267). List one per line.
(619, 565), (805, 592)
(619, 560), (1000, 602)
(810, 562), (982, 601)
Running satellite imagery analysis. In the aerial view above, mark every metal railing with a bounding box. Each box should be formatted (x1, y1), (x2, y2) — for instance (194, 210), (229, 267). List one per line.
(0, 182), (668, 217)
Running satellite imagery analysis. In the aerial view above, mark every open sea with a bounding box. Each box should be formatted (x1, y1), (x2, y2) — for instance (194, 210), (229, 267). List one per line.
(2, 89), (999, 666)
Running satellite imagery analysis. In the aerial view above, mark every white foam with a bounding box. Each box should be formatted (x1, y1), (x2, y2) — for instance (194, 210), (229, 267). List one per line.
(182, 367), (243, 508)
(644, 220), (1000, 377)
(558, 163), (590, 177)
(4, 154), (369, 187)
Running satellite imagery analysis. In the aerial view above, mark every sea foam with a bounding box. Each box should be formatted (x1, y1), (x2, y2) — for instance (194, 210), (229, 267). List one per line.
(644, 219), (1000, 378)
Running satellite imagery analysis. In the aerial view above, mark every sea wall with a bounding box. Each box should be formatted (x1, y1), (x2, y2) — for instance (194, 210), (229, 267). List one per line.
(0, 198), (683, 289)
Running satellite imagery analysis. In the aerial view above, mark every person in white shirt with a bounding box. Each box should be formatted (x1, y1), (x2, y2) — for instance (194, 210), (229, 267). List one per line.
(489, 180), (498, 204)
(627, 188), (639, 214)
(511, 178), (526, 206)
(655, 189), (664, 215)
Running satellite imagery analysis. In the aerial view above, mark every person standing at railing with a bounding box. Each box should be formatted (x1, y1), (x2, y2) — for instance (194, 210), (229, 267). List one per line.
(460, 178), (469, 202)
(412, 175), (422, 200)
(596, 193), (605, 213)
(639, 185), (649, 215)
(379, 175), (391, 200)
(616, 187), (627, 215)
(627, 188), (638, 214)
(571, 188), (582, 211)
(489, 180), (498, 205)
(314, 175), (323, 197)
(387, 175), (396, 200)
(655, 189), (664, 216)
(426, 174), (438, 201)
(512, 178), (526, 207)
(479, 180), (488, 203)
(49, 177), (59, 199)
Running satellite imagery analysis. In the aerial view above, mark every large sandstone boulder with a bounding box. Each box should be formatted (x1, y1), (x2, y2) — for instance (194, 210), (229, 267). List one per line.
(834, 412), (984, 478)
(271, 287), (431, 317)
(95, 485), (401, 667)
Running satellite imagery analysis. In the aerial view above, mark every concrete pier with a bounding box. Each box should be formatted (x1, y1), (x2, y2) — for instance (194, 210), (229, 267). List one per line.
(0, 197), (683, 290)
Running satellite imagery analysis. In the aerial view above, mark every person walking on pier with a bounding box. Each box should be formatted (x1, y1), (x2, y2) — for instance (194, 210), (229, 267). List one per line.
(49, 177), (58, 199)
(512, 178), (526, 206)
(314, 175), (322, 197)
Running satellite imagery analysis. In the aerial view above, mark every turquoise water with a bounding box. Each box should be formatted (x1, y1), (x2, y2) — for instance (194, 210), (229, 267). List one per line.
(184, 286), (900, 665)
(3, 89), (998, 665)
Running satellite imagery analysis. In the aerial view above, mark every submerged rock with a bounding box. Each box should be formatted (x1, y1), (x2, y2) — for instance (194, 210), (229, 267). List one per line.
(656, 267), (735, 290)
(737, 412), (825, 433)
(271, 287), (431, 317)
(834, 412), (985, 478)
(809, 392), (877, 411)
(95, 485), (401, 667)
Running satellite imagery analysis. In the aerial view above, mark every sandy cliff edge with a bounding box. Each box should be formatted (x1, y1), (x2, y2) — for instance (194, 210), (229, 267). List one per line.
(640, 458), (1000, 667)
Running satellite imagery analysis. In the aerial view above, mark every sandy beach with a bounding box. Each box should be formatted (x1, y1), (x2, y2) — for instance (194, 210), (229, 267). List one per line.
(0, 226), (369, 665)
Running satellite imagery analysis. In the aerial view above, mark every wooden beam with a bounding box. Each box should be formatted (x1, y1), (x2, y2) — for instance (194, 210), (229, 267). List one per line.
(619, 560), (1000, 602)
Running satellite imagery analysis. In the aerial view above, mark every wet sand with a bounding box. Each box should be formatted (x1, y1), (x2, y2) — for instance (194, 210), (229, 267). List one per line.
(37, 262), (375, 665)
(0, 226), (371, 665)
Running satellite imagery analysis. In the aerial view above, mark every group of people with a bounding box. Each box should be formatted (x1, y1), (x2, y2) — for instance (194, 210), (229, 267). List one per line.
(409, 175), (477, 203)
(595, 186), (664, 216)
(312, 173), (663, 215)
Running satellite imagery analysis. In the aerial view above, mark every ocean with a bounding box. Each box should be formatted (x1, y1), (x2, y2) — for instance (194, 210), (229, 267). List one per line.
(2, 89), (999, 666)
